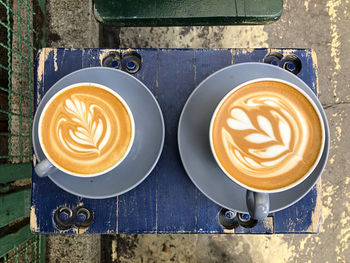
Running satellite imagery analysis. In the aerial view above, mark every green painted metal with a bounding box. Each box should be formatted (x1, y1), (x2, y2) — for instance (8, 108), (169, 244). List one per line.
(0, 189), (31, 228)
(0, 225), (32, 258)
(0, 224), (41, 259)
(0, 0), (46, 261)
(0, 234), (46, 262)
(39, 235), (46, 263)
(0, 163), (31, 183)
(38, 0), (46, 48)
(94, 0), (283, 26)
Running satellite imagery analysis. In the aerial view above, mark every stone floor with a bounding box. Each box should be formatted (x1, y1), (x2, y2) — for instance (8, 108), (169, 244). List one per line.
(45, 0), (350, 262)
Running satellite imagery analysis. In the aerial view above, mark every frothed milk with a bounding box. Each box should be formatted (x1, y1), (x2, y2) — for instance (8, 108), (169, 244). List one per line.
(39, 84), (134, 176)
(211, 80), (323, 191)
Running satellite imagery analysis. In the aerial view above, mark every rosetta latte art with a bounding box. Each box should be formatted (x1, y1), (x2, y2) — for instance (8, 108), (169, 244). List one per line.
(212, 81), (323, 190)
(57, 97), (112, 155)
(40, 85), (133, 175)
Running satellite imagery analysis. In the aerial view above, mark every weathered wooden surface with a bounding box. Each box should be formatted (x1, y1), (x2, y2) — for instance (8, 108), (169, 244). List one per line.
(31, 48), (322, 234)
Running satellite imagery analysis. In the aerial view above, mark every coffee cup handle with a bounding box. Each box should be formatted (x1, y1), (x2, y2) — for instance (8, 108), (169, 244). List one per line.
(35, 158), (56, 177)
(246, 190), (270, 220)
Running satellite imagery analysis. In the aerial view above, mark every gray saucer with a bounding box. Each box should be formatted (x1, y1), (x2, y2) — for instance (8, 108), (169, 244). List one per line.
(178, 63), (329, 213)
(33, 67), (165, 199)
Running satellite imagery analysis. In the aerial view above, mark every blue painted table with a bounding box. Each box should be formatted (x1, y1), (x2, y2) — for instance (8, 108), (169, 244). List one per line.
(31, 48), (322, 234)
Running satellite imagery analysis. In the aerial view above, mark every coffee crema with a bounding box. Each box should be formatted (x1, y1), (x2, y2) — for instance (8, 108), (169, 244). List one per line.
(211, 80), (323, 191)
(40, 85), (133, 175)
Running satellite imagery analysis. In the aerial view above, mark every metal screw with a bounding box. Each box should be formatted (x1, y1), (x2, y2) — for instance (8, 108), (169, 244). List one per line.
(281, 54), (302, 75)
(236, 212), (258, 228)
(122, 52), (141, 74)
(263, 52), (283, 66)
(102, 52), (121, 69)
(54, 206), (74, 230)
(74, 206), (94, 228)
(224, 210), (236, 219)
(218, 208), (239, 230)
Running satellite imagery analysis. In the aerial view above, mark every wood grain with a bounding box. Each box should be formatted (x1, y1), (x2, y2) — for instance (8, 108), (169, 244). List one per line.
(31, 48), (321, 234)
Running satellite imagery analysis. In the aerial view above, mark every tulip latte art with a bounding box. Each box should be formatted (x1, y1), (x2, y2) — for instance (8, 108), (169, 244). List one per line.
(211, 81), (323, 191)
(40, 85), (133, 175)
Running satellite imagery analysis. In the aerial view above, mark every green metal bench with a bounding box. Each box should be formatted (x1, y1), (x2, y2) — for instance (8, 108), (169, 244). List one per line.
(94, 0), (283, 26)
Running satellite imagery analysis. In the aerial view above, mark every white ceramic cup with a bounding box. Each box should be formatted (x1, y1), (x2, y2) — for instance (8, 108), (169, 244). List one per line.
(209, 78), (325, 220)
(34, 82), (135, 178)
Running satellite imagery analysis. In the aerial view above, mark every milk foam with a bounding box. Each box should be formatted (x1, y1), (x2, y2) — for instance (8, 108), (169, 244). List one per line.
(58, 98), (112, 155)
(212, 80), (323, 190)
(222, 95), (301, 177)
(40, 85), (133, 175)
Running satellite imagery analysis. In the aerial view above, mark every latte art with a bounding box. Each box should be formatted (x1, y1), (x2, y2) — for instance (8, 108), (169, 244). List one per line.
(211, 81), (323, 191)
(58, 97), (112, 155)
(223, 97), (302, 173)
(40, 85), (133, 175)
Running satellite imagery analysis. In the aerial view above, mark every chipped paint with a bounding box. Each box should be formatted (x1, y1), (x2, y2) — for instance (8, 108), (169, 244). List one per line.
(263, 216), (274, 231)
(230, 49), (234, 64)
(326, 0), (342, 102)
(30, 205), (39, 232)
(193, 51), (197, 87)
(121, 48), (137, 53)
(236, 48), (255, 55)
(98, 48), (120, 65)
(111, 239), (117, 261)
(36, 48), (50, 105)
(299, 235), (311, 250)
(72, 226), (89, 234)
(335, 126), (342, 142)
(223, 228), (235, 234)
(33, 154), (37, 166)
(53, 49), (58, 71)
(304, 0), (310, 11)
(335, 145), (350, 254)
(321, 181), (339, 231)
(310, 50), (320, 95)
(308, 181), (322, 232)
(36, 49), (47, 83)
(345, 177), (350, 185)
(269, 48), (297, 56)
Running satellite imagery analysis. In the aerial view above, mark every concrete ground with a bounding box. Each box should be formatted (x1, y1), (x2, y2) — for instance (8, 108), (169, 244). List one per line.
(45, 0), (350, 262)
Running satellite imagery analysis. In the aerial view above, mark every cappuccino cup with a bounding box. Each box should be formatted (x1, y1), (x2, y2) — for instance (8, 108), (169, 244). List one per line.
(209, 78), (325, 220)
(34, 82), (135, 178)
